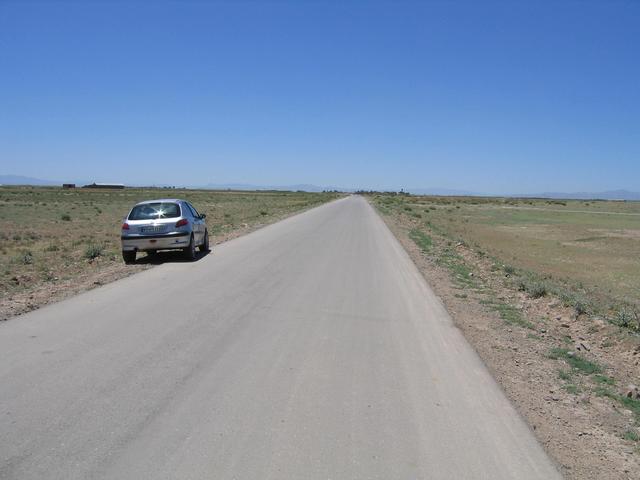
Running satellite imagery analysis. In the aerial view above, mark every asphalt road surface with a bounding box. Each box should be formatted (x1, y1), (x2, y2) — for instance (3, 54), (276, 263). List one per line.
(0, 196), (561, 479)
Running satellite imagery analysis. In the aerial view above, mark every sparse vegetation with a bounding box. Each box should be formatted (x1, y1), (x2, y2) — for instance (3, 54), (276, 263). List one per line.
(623, 429), (640, 442)
(517, 279), (548, 299)
(547, 348), (602, 375)
(408, 228), (432, 253)
(611, 308), (640, 332)
(481, 298), (533, 329)
(503, 264), (516, 275)
(596, 386), (640, 421)
(16, 251), (33, 265)
(372, 192), (640, 332)
(593, 374), (615, 385)
(563, 384), (580, 395)
(84, 243), (104, 260)
(558, 369), (573, 381)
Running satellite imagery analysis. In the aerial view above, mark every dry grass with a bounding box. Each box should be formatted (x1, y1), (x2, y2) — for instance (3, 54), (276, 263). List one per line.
(374, 194), (640, 314)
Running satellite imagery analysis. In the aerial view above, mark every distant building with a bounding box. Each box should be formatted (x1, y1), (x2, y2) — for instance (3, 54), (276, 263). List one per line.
(62, 183), (76, 189)
(82, 182), (125, 189)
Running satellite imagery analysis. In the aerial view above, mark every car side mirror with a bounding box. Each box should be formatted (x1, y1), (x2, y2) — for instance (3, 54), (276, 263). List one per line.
(200, 213), (206, 219)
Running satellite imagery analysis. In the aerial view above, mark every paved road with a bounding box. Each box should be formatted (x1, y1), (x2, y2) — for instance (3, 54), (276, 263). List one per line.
(0, 196), (560, 479)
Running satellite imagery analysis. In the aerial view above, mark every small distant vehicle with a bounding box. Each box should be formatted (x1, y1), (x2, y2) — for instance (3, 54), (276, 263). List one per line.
(120, 199), (209, 263)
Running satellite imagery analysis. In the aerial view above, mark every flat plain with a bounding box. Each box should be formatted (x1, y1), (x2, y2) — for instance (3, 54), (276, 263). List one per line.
(0, 186), (340, 320)
(376, 194), (640, 312)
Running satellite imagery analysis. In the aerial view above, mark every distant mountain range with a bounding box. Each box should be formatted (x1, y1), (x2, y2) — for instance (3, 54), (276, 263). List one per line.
(1, 175), (639, 200)
(511, 190), (640, 201)
(406, 187), (640, 200)
(405, 187), (481, 196)
(200, 183), (345, 192)
(0, 175), (60, 186)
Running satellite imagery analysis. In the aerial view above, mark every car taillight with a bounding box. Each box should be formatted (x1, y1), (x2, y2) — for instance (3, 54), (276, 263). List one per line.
(121, 222), (129, 230)
(175, 219), (189, 228)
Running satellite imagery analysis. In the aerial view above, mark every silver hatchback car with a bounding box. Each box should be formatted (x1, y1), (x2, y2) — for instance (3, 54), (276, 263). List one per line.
(121, 199), (209, 263)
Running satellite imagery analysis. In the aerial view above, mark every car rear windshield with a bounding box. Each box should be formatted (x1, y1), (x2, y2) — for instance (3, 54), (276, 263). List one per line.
(128, 202), (181, 220)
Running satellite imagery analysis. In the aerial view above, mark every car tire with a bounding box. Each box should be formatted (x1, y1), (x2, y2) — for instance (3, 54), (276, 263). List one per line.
(201, 230), (209, 252)
(122, 250), (136, 264)
(184, 234), (197, 261)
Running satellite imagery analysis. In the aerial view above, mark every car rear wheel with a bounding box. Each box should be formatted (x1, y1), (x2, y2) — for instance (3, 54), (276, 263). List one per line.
(184, 234), (197, 261)
(201, 230), (209, 252)
(122, 250), (136, 264)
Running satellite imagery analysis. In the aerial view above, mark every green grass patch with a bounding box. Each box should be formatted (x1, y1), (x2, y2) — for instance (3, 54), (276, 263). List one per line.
(619, 395), (640, 419)
(376, 204), (391, 215)
(596, 387), (640, 420)
(435, 248), (478, 289)
(558, 369), (573, 381)
(481, 298), (533, 329)
(408, 228), (432, 253)
(548, 348), (602, 375)
(593, 374), (616, 386)
(563, 384), (580, 395)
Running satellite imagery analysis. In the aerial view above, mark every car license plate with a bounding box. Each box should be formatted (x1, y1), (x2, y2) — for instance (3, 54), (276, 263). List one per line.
(141, 226), (165, 233)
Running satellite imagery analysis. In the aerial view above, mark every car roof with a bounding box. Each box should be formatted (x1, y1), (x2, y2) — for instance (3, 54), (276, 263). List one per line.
(134, 199), (187, 205)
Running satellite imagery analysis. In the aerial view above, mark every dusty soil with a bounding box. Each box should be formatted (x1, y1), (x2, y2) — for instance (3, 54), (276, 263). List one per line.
(377, 202), (640, 480)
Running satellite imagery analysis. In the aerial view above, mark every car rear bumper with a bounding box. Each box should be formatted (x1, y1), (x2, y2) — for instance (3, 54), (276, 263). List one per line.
(121, 231), (190, 251)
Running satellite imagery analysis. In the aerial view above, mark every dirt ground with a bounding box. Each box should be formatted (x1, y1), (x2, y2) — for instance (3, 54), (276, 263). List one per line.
(375, 198), (640, 480)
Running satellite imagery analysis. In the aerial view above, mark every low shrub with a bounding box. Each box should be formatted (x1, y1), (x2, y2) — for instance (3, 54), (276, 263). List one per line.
(516, 279), (548, 298)
(17, 251), (34, 265)
(527, 282), (548, 299)
(84, 244), (104, 260)
(503, 264), (516, 275)
(611, 308), (640, 332)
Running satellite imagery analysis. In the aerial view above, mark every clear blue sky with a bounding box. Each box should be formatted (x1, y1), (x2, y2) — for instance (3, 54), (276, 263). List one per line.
(1, 1), (638, 193)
